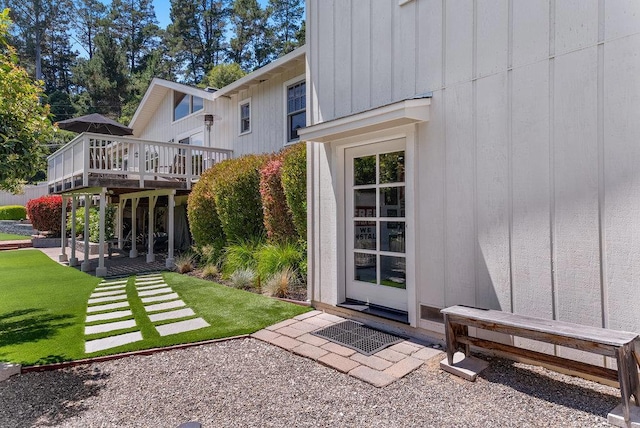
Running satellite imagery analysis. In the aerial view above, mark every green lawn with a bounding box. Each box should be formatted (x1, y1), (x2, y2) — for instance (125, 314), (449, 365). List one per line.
(0, 232), (29, 241)
(0, 250), (310, 366)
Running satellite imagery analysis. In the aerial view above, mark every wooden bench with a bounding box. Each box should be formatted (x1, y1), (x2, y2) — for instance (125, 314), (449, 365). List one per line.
(441, 305), (640, 423)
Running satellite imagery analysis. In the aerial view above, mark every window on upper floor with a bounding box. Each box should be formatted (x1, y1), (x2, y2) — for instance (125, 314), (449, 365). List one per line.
(287, 80), (306, 142)
(239, 98), (251, 135)
(173, 92), (204, 121)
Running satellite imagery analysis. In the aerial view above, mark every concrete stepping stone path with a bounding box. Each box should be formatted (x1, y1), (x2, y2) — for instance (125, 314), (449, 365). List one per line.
(148, 308), (195, 322)
(84, 278), (142, 354)
(85, 332), (143, 354)
(86, 309), (133, 323)
(144, 299), (186, 313)
(82, 274), (211, 354)
(134, 276), (210, 336)
(140, 292), (179, 304)
(138, 287), (173, 296)
(155, 318), (210, 336)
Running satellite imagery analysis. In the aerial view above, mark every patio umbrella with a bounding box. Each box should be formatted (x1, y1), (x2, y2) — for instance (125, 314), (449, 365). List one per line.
(56, 113), (134, 136)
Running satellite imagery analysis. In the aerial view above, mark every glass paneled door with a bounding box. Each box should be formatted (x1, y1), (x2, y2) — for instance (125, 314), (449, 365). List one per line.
(345, 139), (407, 312)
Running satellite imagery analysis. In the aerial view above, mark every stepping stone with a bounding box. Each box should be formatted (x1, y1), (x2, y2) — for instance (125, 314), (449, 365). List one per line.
(88, 294), (128, 304)
(136, 284), (168, 291)
(137, 273), (163, 278)
(86, 309), (133, 323)
(94, 284), (127, 291)
(85, 319), (137, 335)
(136, 274), (162, 281)
(145, 300), (186, 313)
(85, 331), (143, 353)
(141, 292), (179, 304)
(98, 279), (128, 286)
(138, 287), (173, 297)
(91, 289), (128, 298)
(87, 301), (130, 313)
(135, 280), (165, 287)
(148, 308), (195, 322)
(155, 318), (210, 336)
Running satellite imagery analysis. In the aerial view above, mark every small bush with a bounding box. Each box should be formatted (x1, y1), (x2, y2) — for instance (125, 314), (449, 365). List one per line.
(201, 264), (219, 279)
(188, 166), (226, 263)
(175, 253), (195, 274)
(212, 154), (269, 243)
(194, 244), (221, 266)
(26, 195), (68, 236)
(263, 267), (296, 298)
(229, 268), (256, 290)
(0, 205), (26, 220)
(256, 241), (304, 280)
(68, 205), (116, 242)
(260, 157), (297, 243)
(281, 142), (307, 242)
(223, 238), (263, 276)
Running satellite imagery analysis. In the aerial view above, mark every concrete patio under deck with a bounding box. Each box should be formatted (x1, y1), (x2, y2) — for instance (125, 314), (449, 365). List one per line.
(37, 246), (169, 278)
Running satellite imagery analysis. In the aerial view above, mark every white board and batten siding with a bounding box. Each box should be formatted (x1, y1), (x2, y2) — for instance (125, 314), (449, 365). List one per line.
(228, 61), (306, 157)
(307, 0), (640, 345)
(136, 61), (305, 157)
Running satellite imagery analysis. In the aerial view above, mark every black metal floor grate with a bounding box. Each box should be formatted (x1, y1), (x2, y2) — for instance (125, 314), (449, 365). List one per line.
(311, 320), (405, 356)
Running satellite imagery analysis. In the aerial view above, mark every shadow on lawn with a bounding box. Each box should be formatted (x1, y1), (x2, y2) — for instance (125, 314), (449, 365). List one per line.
(0, 365), (109, 426)
(479, 357), (620, 418)
(0, 309), (75, 348)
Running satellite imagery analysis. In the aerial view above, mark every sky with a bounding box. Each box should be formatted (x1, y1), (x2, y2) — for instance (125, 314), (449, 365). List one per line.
(151, 0), (270, 29)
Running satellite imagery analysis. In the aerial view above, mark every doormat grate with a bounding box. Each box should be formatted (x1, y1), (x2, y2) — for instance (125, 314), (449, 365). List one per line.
(311, 320), (405, 356)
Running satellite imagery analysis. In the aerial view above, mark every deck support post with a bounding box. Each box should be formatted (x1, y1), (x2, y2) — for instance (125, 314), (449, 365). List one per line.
(81, 195), (91, 272)
(58, 196), (68, 262)
(129, 198), (139, 258)
(166, 191), (175, 269)
(96, 188), (107, 277)
(146, 194), (158, 263)
(69, 196), (78, 266)
(117, 199), (125, 249)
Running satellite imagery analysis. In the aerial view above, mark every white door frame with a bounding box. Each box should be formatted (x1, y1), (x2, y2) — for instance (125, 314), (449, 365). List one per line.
(332, 125), (418, 326)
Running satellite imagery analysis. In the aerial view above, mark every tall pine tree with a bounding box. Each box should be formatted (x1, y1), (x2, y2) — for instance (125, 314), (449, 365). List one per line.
(267, 0), (303, 56)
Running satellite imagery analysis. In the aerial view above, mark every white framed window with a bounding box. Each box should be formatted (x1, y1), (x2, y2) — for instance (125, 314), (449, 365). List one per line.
(173, 91), (204, 122)
(239, 98), (251, 135)
(284, 77), (306, 143)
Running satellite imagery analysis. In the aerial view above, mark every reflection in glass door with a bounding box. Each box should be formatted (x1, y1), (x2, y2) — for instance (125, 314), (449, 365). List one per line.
(345, 139), (407, 312)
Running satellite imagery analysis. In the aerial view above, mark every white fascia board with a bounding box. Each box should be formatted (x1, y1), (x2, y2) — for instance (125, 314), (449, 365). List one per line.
(298, 98), (431, 143)
(214, 46), (307, 98)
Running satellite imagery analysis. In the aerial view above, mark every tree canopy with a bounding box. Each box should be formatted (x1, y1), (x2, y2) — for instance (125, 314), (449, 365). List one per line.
(2, 0), (305, 122)
(0, 9), (55, 193)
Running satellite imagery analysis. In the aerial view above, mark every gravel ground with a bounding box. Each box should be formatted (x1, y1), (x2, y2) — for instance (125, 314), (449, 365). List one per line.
(0, 338), (620, 428)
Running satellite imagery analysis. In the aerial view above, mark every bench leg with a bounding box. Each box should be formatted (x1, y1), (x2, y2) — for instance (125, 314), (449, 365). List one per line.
(443, 314), (456, 366)
(616, 346), (632, 423)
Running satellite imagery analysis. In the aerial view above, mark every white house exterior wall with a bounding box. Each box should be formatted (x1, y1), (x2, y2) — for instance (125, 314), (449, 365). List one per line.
(307, 0), (640, 342)
(228, 61), (306, 157)
(137, 92), (211, 145)
(136, 60), (305, 157)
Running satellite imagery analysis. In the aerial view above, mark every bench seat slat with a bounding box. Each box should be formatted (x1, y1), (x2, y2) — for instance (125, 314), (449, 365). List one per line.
(442, 306), (639, 347)
(458, 336), (620, 382)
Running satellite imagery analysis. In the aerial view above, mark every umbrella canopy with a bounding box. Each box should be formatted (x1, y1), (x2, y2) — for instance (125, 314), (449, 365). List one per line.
(56, 113), (134, 136)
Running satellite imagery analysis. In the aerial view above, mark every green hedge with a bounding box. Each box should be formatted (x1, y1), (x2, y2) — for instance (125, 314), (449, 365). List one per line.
(0, 205), (26, 220)
(281, 143), (307, 242)
(213, 154), (269, 243)
(188, 165), (227, 263)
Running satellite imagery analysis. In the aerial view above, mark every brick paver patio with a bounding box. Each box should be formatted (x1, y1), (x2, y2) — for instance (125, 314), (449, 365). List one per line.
(251, 311), (444, 387)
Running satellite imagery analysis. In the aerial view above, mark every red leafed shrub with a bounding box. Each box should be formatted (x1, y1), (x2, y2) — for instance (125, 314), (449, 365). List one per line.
(260, 157), (297, 243)
(280, 142), (307, 243)
(26, 195), (67, 236)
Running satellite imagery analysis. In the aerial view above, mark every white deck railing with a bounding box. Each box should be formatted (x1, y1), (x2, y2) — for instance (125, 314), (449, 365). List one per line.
(47, 132), (232, 192)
